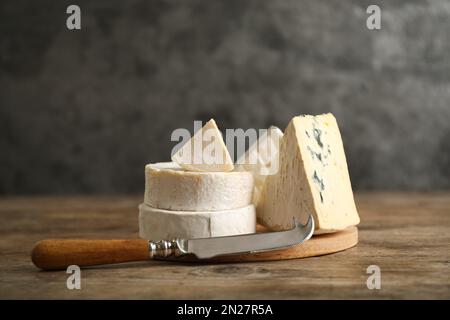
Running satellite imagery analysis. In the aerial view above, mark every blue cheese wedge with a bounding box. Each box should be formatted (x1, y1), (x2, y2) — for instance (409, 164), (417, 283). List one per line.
(258, 113), (360, 234)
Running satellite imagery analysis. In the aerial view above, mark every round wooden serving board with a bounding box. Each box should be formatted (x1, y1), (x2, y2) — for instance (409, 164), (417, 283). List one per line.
(160, 225), (358, 263)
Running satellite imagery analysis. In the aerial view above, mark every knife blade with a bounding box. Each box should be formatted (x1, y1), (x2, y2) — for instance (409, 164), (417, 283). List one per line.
(175, 215), (314, 259)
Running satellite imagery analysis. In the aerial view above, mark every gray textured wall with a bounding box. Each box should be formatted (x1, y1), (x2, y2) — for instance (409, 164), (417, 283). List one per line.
(1, 0), (449, 194)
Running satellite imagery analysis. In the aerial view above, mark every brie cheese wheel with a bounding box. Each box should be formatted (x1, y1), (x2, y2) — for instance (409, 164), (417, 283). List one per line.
(235, 126), (283, 206)
(171, 119), (234, 172)
(139, 203), (256, 240)
(258, 113), (360, 234)
(145, 162), (254, 211)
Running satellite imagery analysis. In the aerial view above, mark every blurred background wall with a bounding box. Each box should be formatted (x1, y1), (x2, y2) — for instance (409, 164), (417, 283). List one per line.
(1, 0), (449, 194)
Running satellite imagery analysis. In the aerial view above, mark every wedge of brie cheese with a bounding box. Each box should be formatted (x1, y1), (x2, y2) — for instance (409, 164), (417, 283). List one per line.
(258, 113), (360, 234)
(145, 162), (254, 211)
(235, 126), (283, 206)
(139, 203), (256, 240)
(171, 119), (234, 172)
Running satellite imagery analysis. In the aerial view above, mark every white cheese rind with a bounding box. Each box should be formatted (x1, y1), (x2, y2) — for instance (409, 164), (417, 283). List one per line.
(258, 113), (360, 234)
(139, 203), (256, 240)
(235, 126), (283, 206)
(145, 162), (254, 211)
(171, 119), (234, 172)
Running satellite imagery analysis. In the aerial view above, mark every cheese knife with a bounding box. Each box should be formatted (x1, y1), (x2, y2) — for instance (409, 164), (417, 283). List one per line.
(31, 215), (314, 270)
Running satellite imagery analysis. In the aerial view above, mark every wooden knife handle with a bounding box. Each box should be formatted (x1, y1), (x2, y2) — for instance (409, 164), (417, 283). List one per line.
(31, 239), (150, 270)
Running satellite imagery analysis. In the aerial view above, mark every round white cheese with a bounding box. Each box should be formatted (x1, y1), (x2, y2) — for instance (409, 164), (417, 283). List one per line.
(139, 203), (256, 240)
(145, 162), (254, 211)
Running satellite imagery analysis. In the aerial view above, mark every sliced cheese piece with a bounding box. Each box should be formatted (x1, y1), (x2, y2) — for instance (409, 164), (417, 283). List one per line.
(258, 113), (360, 234)
(235, 126), (283, 206)
(145, 162), (254, 211)
(171, 119), (234, 172)
(139, 203), (256, 240)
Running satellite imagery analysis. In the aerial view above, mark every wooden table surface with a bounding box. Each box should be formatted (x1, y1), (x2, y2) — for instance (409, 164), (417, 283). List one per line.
(0, 193), (449, 299)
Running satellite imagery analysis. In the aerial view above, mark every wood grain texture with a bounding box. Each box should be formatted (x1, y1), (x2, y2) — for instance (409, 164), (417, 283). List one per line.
(0, 193), (449, 299)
